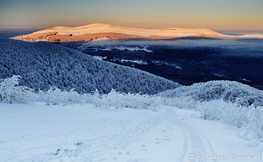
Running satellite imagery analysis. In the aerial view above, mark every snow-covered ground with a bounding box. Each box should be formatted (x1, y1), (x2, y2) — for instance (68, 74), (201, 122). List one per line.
(0, 102), (262, 162)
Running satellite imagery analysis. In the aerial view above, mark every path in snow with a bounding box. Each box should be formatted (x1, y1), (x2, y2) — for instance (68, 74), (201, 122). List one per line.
(0, 103), (262, 162)
(48, 107), (217, 162)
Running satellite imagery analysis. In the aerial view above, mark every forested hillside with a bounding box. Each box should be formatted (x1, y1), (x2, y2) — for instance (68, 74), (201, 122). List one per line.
(0, 37), (180, 94)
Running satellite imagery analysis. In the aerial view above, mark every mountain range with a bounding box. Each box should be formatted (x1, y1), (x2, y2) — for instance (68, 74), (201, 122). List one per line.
(12, 23), (263, 43)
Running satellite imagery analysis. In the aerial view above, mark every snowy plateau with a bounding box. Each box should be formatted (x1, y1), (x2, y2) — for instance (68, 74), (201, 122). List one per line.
(1, 24), (263, 162)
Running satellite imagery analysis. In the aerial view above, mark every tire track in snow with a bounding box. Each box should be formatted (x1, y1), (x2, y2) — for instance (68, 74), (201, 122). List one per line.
(166, 107), (217, 162)
(164, 107), (188, 162)
(19, 107), (217, 162)
(174, 121), (188, 162)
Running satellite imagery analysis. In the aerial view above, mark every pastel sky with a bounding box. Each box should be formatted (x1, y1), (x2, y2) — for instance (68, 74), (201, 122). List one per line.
(0, 0), (262, 30)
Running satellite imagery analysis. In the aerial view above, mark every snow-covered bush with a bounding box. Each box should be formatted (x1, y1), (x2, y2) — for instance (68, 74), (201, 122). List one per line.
(0, 75), (33, 104)
(157, 80), (263, 107)
(39, 86), (88, 106)
(158, 81), (263, 139)
(0, 75), (159, 110)
(42, 86), (61, 105)
(197, 101), (249, 127)
(160, 96), (200, 110)
(40, 88), (159, 110)
(246, 106), (263, 139)
(195, 101), (263, 139)
(91, 89), (159, 111)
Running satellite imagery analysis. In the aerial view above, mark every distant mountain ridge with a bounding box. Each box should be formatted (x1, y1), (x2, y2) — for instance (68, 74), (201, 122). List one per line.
(33, 23), (220, 36)
(12, 23), (239, 43)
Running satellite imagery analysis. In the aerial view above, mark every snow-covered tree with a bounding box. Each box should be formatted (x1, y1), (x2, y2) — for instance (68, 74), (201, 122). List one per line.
(0, 37), (180, 95)
(0, 75), (33, 104)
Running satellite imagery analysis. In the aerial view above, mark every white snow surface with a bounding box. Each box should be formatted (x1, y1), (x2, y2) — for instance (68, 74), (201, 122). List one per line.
(0, 102), (262, 162)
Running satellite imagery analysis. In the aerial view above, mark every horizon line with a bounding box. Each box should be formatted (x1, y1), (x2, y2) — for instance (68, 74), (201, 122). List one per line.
(1, 24), (263, 32)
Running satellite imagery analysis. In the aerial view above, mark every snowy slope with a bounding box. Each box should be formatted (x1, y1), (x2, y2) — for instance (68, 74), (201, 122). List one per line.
(0, 37), (180, 94)
(0, 103), (262, 162)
